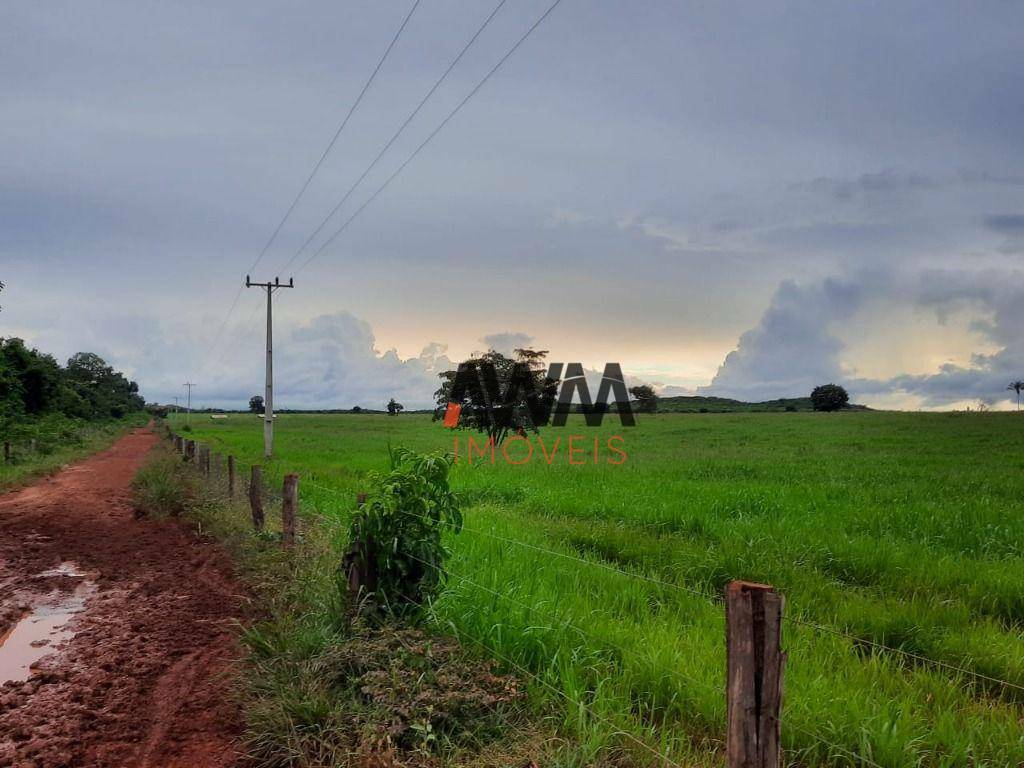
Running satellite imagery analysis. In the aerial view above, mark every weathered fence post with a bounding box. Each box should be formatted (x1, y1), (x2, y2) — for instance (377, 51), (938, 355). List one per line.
(174, 435), (182, 454)
(281, 474), (299, 548)
(249, 466), (264, 531)
(185, 440), (196, 463)
(3, 442), (10, 463)
(726, 581), (785, 768)
(227, 455), (236, 499)
(200, 445), (210, 476)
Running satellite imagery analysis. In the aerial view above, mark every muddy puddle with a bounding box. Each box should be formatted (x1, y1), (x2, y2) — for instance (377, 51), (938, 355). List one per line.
(0, 562), (97, 684)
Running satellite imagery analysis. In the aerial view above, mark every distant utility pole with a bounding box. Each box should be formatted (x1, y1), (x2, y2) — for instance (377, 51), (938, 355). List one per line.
(182, 382), (196, 423)
(173, 396), (179, 414)
(246, 275), (294, 458)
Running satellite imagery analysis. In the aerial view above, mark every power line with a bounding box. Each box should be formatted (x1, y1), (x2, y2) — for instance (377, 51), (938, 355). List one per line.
(200, 0), (422, 369)
(276, 0), (512, 275)
(294, 0), (568, 276)
(249, 0), (423, 275)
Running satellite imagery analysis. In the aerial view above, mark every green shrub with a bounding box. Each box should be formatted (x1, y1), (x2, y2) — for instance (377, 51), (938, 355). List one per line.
(811, 382), (850, 411)
(342, 447), (462, 617)
(131, 453), (193, 518)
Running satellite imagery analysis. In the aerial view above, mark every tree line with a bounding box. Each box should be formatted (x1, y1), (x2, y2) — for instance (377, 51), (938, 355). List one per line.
(0, 337), (145, 428)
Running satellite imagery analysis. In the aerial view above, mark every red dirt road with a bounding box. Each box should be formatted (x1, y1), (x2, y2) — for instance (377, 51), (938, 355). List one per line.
(0, 427), (244, 768)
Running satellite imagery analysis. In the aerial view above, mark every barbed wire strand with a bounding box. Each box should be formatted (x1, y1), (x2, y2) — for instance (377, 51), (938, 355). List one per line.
(301, 478), (718, 602)
(167, 455), (1024, 699)
(169, 443), (998, 767)
(402, 550), (723, 700)
(301, 478), (1024, 697)
(440, 619), (689, 768)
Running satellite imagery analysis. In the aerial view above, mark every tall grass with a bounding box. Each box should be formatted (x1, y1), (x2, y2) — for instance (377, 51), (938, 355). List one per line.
(172, 411), (1024, 766)
(0, 413), (147, 490)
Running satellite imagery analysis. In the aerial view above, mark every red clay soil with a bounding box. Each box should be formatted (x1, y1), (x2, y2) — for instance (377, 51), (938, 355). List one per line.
(0, 427), (244, 768)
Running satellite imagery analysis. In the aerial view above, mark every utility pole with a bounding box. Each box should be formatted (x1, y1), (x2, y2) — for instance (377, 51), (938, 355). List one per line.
(173, 395), (179, 414)
(182, 382), (196, 424)
(246, 275), (294, 458)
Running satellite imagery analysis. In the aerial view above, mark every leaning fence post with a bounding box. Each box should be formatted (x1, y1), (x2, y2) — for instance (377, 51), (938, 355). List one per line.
(281, 474), (299, 548)
(249, 466), (264, 531)
(227, 455), (236, 499)
(726, 581), (785, 768)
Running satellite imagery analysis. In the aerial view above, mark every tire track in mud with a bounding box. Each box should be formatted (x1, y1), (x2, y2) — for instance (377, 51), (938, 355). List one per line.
(0, 427), (243, 768)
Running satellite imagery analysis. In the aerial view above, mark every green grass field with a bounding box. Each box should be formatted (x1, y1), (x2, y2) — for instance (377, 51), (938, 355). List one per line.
(170, 411), (1024, 767)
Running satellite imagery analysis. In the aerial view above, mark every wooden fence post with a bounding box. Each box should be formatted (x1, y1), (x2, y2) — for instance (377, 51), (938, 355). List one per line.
(249, 466), (264, 531)
(227, 455), (236, 499)
(281, 474), (299, 548)
(185, 440), (196, 463)
(726, 581), (785, 768)
(200, 446), (210, 475)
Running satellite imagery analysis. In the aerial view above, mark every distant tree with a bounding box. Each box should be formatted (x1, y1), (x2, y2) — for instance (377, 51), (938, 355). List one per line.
(434, 348), (558, 444)
(1008, 381), (1024, 412)
(629, 384), (659, 413)
(810, 383), (849, 412)
(351, 405), (363, 413)
(249, 395), (264, 414)
(387, 398), (404, 415)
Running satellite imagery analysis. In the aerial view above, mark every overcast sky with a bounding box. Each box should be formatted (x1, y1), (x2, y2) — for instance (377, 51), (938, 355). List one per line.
(4, 1), (1024, 410)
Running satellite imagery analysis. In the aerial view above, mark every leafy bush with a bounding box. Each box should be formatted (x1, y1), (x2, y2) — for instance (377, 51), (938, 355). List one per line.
(342, 448), (462, 617)
(810, 383), (850, 411)
(131, 453), (193, 518)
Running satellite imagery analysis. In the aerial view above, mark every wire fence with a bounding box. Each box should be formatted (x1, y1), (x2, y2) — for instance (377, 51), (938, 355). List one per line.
(164, 425), (1024, 768)
(303, 476), (1024, 697)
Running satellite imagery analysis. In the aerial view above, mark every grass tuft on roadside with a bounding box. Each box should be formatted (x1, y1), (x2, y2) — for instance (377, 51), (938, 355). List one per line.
(131, 453), (195, 517)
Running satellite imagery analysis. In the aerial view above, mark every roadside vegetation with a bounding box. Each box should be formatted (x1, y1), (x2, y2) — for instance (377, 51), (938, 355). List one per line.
(136, 436), (560, 767)
(0, 413), (146, 489)
(0, 336), (147, 489)
(170, 410), (1024, 767)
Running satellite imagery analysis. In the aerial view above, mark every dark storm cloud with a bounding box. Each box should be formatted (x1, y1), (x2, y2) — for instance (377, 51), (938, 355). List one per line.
(4, 1), (1024, 408)
(984, 215), (1024, 234)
